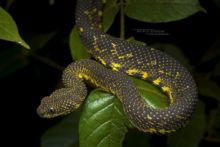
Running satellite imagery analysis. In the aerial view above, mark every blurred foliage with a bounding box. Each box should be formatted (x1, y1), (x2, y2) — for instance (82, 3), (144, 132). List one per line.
(1, 0), (220, 147)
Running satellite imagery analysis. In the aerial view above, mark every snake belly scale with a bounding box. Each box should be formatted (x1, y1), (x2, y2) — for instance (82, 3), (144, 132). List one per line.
(37, 0), (198, 134)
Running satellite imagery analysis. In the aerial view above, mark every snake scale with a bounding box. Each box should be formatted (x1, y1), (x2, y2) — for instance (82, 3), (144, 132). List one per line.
(37, 0), (198, 134)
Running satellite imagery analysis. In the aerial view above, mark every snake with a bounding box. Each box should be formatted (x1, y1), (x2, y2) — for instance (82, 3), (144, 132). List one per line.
(37, 0), (198, 134)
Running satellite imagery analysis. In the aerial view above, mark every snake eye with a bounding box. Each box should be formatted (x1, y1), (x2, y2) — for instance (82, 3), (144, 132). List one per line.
(48, 107), (55, 113)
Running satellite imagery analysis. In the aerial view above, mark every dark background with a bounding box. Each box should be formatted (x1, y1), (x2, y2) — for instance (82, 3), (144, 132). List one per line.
(0, 0), (220, 146)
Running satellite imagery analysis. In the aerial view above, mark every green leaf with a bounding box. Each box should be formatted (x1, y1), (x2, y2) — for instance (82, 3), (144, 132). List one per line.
(79, 90), (128, 147)
(69, 26), (91, 60)
(125, 0), (205, 23)
(131, 77), (168, 108)
(167, 101), (206, 147)
(0, 6), (30, 49)
(41, 110), (80, 147)
(102, 0), (120, 32)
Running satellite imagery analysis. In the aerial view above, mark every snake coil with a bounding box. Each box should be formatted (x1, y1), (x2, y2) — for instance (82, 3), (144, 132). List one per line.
(37, 0), (198, 134)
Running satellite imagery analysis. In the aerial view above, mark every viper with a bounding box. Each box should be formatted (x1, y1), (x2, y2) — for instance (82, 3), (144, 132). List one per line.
(37, 0), (197, 134)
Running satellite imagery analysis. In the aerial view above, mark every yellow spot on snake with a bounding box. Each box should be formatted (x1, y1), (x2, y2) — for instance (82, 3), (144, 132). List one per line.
(147, 128), (157, 133)
(78, 74), (83, 78)
(158, 70), (164, 74)
(111, 43), (117, 48)
(118, 53), (133, 59)
(92, 8), (97, 12)
(162, 86), (174, 104)
(100, 59), (106, 65)
(79, 27), (84, 32)
(111, 62), (121, 71)
(176, 115), (185, 120)
(151, 60), (157, 65)
(78, 74), (89, 80)
(159, 129), (175, 134)
(93, 36), (100, 51)
(98, 10), (102, 16)
(84, 10), (89, 15)
(147, 115), (152, 120)
(141, 72), (148, 79)
(153, 78), (161, 85)
(159, 129), (167, 134)
(176, 71), (180, 77)
(161, 86), (170, 92)
(126, 69), (139, 75)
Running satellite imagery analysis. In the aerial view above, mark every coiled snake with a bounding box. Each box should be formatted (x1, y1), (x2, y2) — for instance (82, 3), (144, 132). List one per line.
(37, 0), (198, 134)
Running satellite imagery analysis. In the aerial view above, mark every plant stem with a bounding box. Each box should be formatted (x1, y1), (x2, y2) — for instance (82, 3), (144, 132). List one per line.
(120, 0), (125, 39)
(24, 50), (65, 71)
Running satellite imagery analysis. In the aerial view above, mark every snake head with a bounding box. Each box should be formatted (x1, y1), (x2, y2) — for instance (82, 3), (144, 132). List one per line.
(37, 88), (83, 118)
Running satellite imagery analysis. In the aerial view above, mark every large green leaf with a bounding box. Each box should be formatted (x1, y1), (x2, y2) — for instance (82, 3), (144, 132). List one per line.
(125, 0), (205, 23)
(79, 90), (128, 147)
(167, 101), (206, 147)
(79, 76), (168, 147)
(0, 6), (30, 49)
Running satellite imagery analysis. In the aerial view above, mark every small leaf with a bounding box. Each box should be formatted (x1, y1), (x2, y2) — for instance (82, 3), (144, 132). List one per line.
(41, 110), (80, 147)
(167, 101), (206, 147)
(102, 0), (120, 32)
(0, 7), (30, 49)
(69, 26), (91, 60)
(79, 90), (128, 147)
(125, 0), (205, 23)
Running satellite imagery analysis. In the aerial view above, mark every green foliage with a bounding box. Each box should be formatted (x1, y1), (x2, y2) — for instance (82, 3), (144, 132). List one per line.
(1, 0), (220, 147)
(125, 0), (205, 23)
(79, 90), (128, 147)
(69, 26), (91, 60)
(0, 6), (30, 49)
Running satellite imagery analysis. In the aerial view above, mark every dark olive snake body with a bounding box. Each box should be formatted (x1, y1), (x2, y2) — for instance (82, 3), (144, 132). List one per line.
(37, 0), (198, 134)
